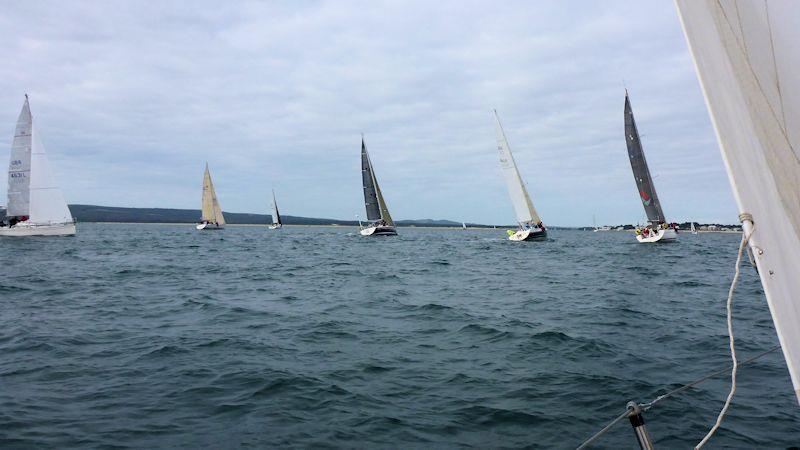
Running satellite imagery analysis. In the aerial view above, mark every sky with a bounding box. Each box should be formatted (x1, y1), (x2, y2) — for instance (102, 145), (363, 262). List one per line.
(0, 1), (738, 226)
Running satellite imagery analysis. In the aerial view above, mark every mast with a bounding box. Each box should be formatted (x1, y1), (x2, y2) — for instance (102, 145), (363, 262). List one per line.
(493, 110), (541, 226)
(271, 189), (281, 226)
(625, 92), (666, 225)
(676, 0), (800, 401)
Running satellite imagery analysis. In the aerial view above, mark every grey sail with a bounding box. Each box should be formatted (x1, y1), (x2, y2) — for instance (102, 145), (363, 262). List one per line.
(271, 189), (281, 226)
(625, 92), (666, 225)
(361, 138), (381, 221)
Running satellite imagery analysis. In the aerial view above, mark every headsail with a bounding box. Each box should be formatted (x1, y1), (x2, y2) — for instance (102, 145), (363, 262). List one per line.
(676, 0), (800, 401)
(201, 163), (225, 225)
(625, 92), (666, 225)
(361, 137), (394, 225)
(6, 96), (72, 224)
(493, 110), (541, 225)
(271, 189), (281, 226)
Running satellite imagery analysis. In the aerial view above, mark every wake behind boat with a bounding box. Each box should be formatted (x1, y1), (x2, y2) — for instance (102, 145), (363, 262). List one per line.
(196, 163), (225, 230)
(493, 110), (546, 241)
(268, 189), (282, 229)
(0, 95), (75, 237)
(359, 136), (397, 236)
(624, 91), (677, 243)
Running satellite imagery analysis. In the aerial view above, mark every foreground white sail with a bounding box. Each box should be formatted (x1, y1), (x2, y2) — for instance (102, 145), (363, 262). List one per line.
(493, 110), (546, 241)
(196, 163), (225, 230)
(268, 189), (282, 229)
(359, 136), (397, 236)
(677, 0), (800, 401)
(0, 96), (75, 237)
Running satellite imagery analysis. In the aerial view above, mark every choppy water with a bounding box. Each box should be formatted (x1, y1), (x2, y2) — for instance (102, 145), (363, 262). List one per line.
(1, 224), (798, 448)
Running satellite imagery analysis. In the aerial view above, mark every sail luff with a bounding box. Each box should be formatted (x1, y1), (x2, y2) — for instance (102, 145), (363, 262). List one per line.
(624, 93), (666, 224)
(676, 0), (800, 402)
(360, 138), (382, 222)
(493, 110), (541, 225)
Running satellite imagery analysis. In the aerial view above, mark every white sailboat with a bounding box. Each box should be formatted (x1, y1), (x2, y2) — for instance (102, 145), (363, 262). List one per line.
(493, 110), (547, 241)
(0, 95), (75, 237)
(359, 136), (397, 236)
(462, 222), (467, 230)
(677, 0), (800, 402)
(196, 163), (225, 230)
(625, 91), (678, 243)
(268, 189), (282, 229)
(690, 221), (698, 235)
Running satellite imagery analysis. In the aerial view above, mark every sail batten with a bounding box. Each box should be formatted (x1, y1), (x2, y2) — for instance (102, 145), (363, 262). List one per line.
(676, 0), (800, 401)
(493, 111), (541, 225)
(625, 93), (666, 225)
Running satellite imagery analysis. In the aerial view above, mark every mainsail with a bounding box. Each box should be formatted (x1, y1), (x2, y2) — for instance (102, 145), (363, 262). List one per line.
(271, 189), (281, 226)
(676, 0), (800, 401)
(493, 110), (541, 225)
(6, 96), (73, 224)
(625, 92), (666, 225)
(201, 164), (225, 225)
(361, 137), (394, 225)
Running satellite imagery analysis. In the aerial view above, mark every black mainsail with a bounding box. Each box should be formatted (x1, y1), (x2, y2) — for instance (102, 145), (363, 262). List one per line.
(361, 137), (382, 222)
(625, 91), (666, 225)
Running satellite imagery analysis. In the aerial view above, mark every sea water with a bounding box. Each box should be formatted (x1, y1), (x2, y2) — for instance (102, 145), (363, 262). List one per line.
(1, 224), (797, 448)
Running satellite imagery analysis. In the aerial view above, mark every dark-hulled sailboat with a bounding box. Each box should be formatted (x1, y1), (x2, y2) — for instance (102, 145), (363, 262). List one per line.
(624, 91), (677, 243)
(359, 136), (397, 236)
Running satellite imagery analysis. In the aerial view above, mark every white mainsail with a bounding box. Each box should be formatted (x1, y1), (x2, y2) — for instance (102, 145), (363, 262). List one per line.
(6, 96), (73, 225)
(493, 110), (541, 225)
(677, 0), (800, 401)
(201, 164), (225, 225)
(270, 189), (281, 226)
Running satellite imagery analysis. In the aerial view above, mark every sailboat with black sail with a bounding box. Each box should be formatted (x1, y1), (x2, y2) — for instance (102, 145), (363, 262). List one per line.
(196, 163), (225, 230)
(268, 189), (282, 229)
(359, 136), (396, 236)
(0, 95), (75, 237)
(625, 91), (677, 243)
(493, 110), (546, 241)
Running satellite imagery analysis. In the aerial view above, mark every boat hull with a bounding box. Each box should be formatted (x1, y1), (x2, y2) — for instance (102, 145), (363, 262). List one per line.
(636, 228), (677, 243)
(268, 224), (282, 230)
(360, 225), (397, 236)
(0, 222), (76, 237)
(508, 228), (547, 241)
(196, 222), (224, 230)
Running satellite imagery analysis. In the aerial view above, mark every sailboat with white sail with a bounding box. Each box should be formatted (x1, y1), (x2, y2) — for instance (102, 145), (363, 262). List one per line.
(677, 0), (800, 406)
(625, 91), (678, 243)
(0, 95), (75, 237)
(359, 136), (397, 236)
(268, 189), (282, 229)
(690, 221), (698, 235)
(196, 163), (225, 230)
(493, 110), (546, 241)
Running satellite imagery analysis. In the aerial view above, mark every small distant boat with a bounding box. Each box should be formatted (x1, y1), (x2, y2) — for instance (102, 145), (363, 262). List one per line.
(462, 222), (467, 230)
(268, 189), (282, 229)
(196, 163), (225, 230)
(625, 91), (677, 243)
(359, 136), (397, 236)
(0, 95), (75, 237)
(493, 110), (546, 241)
(690, 221), (698, 234)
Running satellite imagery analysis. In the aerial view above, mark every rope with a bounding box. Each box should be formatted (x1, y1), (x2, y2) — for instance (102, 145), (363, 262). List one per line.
(695, 214), (754, 449)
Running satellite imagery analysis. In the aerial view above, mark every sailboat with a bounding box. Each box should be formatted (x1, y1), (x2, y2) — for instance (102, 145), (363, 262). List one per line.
(359, 136), (397, 236)
(462, 222), (467, 230)
(0, 95), (75, 237)
(677, 0), (800, 404)
(493, 110), (546, 241)
(690, 221), (698, 235)
(624, 91), (678, 243)
(196, 163), (225, 230)
(268, 189), (282, 229)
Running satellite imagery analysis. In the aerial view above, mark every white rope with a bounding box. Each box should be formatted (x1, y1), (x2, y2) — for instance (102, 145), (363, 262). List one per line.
(695, 215), (754, 449)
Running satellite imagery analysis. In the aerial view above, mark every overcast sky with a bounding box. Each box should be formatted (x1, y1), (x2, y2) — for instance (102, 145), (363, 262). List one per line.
(0, 1), (737, 226)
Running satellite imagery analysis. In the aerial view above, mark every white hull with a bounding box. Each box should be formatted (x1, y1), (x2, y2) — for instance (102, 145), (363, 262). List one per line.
(196, 222), (224, 230)
(359, 225), (397, 236)
(636, 228), (677, 243)
(0, 222), (75, 237)
(268, 224), (282, 230)
(508, 228), (547, 241)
